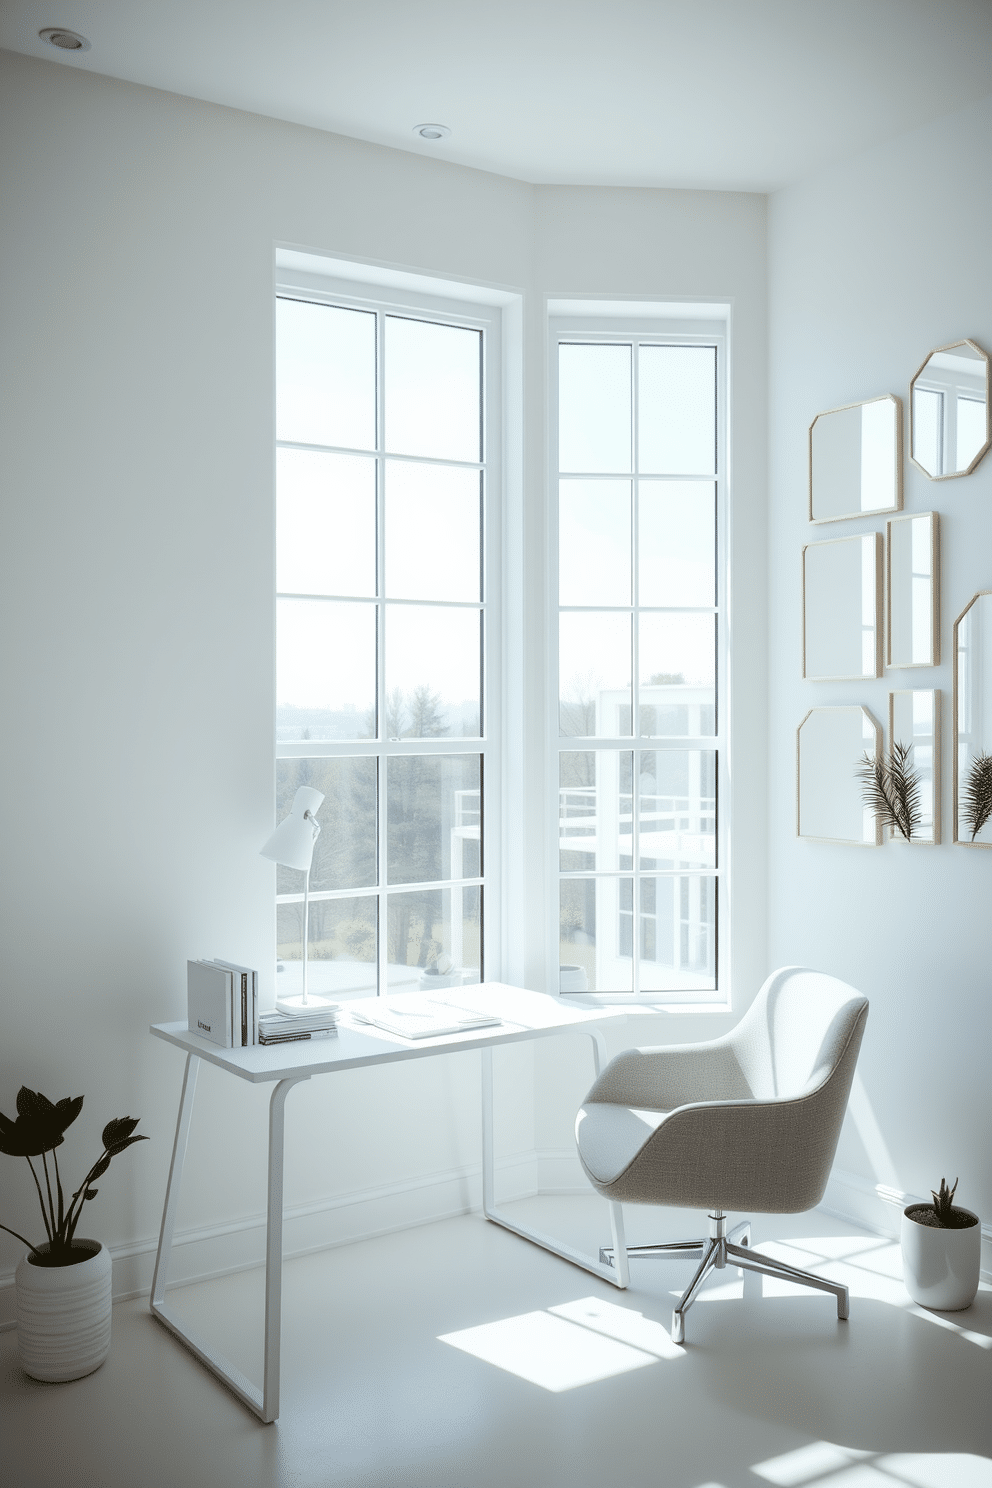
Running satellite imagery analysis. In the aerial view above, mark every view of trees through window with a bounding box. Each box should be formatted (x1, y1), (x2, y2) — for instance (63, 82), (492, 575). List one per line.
(274, 293), (487, 999)
(557, 337), (720, 994)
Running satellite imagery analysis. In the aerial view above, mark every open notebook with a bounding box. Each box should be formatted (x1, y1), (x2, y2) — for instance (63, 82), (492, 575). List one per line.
(348, 995), (501, 1041)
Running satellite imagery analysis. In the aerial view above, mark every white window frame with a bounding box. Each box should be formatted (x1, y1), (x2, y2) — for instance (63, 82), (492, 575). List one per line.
(546, 312), (730, 1005)
(273, 264), (505, 994)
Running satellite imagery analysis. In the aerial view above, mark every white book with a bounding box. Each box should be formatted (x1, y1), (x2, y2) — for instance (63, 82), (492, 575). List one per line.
(187, 960), (234, 1047)
(212, 960), (256, 1047)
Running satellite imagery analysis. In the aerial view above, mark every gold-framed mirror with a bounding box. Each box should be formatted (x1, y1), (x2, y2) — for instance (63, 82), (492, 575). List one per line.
(910, 339), (990, 479)
(796, 706), (882, 845)
(888, 689), (940, 845)
(809, 394), (901, 522)
(953, 591), (992, 847)
(802, 533), (882, 681)
(886, 512), (939, 669)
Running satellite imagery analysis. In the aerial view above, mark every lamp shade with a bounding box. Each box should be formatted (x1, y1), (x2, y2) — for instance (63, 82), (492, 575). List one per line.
(260, 786), (324, 872)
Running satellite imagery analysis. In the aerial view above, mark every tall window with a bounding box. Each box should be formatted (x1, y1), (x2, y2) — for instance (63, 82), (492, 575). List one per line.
(274, 289), (494, 1000)
(554, 332), (723, 997)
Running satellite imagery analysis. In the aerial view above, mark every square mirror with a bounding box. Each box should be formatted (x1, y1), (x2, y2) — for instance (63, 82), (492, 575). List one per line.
(889, 690), (940, 845)
(803, 534), (882, 681)
(953, 592), (992, 847)
(797, 706), (882, 845)
(886, 512), (939, 669)
(809, 395), (901, 523)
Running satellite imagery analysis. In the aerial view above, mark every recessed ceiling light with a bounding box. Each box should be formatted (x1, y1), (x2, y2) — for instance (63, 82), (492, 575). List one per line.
(414, 123), (450, 141)
(39, 27), (91, 53)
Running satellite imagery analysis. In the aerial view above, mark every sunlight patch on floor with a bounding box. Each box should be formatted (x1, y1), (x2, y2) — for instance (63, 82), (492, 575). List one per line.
(439, 1295), (684, 1391)
(752, 1441), (992, 1488)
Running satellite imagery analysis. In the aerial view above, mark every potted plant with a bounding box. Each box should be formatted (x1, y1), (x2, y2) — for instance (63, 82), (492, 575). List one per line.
(901, 1178), (981, 1311)
(1, 1086), (148, 1381)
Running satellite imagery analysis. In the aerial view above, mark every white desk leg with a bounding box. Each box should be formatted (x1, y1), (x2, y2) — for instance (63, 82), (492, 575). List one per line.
(480, 1034), (627, 1288)
(262, 1075), (308, 1423)
(150, 1061), (309, 1424)
(151, 1053), (199, 1309)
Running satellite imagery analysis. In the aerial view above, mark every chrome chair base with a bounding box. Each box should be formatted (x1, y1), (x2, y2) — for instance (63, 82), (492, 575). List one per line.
(599, 1210), (850, 1344)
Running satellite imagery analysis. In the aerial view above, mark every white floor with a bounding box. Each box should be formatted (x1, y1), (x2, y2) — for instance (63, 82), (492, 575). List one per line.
(3, 1197), (991, 1488)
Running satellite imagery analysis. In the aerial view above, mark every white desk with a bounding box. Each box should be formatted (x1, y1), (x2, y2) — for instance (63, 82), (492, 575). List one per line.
(149, 983), (629, 1422)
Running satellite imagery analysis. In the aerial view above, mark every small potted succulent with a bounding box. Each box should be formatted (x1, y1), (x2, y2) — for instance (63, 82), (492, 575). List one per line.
(1, 1087), (148, 1381)
(901, 1178), (981, 1312)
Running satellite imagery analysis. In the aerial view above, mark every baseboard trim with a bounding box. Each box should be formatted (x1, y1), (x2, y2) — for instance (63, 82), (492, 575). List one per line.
(819, 1167), (992, 1283)
(0, 1150), (542, 1332)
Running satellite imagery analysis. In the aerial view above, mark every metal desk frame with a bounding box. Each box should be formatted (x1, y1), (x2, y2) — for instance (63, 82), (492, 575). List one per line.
(150, 985), (628, 1423)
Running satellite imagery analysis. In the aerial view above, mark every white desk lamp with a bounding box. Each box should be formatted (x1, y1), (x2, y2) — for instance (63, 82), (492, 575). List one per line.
(261, 785), (331, 1015)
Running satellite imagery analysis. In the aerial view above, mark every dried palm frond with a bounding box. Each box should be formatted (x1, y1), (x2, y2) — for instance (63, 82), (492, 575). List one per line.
(856, 740), (921, 842)
(962, 751), (992, 842)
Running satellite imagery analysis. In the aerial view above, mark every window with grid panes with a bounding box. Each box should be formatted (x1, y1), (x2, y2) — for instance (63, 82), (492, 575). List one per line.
(555, 335), (722, 996)
(274, 292), (491, 1000)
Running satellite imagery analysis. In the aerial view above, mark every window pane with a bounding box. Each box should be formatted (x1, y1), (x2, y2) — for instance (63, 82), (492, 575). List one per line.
(386, 462), (481, 602)
(559, 878), (633, 993)
(559, 751), (632, 871)
(559, 481), (631, 606)
(276, 298), (376, 451)
(277, 894), (377, 1000)
(276, 757), (377, 893)
(638, 752), (716, 870)
(559, 344), (631, 474)
(387, 754), (481, 885)
(638, 876), (716, 992)
(639, 613), (715, 736)
(385, 606), (481, 738)
(639, 482), (715, 607)
(385, 317), (481, 463)
(277, 598), (375, 740)
(638, 346), (716, 475)
(387, 887), (482, 987)
(277, 449), (376, 598)
(559, 612), (632, 737)
(958, 396), (986, 470)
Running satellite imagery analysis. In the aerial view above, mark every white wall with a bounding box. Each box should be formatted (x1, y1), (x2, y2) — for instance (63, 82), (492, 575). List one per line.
(768, 92), (992, 1247)
(0, 49), (767, 1309)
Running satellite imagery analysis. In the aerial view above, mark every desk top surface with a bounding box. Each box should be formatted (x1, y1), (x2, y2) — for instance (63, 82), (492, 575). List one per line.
(151, 982), (625, 1084)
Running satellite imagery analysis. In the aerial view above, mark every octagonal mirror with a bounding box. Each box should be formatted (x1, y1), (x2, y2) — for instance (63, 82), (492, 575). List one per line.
(911, 339), (990, 479)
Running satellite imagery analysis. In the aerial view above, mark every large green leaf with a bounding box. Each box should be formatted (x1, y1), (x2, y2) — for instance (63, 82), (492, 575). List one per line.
(0, 1088), (82, 1156)
(102, 1115), (139, 1148)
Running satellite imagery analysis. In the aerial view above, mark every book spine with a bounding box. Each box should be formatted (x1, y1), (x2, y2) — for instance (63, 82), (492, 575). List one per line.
(239, 971), (249, 1047)
(251, 969), (258, 1046)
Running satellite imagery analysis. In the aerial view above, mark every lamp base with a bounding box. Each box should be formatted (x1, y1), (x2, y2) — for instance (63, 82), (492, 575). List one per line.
(275, 992), (338, 1016)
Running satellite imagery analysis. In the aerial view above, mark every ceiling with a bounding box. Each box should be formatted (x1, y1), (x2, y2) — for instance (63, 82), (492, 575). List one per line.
(3, 0), (992, 191)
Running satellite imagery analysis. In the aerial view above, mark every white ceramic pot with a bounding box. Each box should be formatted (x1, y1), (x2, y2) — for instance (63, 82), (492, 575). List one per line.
(559, 964), (589, 993)
(900, 1206), (981, 1312)
(15, 1239), (112, 1381)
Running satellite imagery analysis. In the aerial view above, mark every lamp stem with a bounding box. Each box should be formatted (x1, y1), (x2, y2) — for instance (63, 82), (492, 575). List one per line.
(302, 867), (310, 1008)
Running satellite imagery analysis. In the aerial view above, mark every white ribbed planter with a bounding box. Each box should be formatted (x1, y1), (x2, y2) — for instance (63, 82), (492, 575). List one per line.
(901, 1206), (981, 1312)
(15, 1240), (112, 1381)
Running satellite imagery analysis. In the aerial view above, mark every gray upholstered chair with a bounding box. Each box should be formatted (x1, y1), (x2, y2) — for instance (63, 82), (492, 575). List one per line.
(575, 966), (869, 1343)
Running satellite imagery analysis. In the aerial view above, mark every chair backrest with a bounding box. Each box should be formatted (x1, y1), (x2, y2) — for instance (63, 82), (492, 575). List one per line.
(729, 966), (868, 1102)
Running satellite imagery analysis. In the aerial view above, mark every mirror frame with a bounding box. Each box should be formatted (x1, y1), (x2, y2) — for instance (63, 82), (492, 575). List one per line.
(796, 705), (883, 846)
(808, 394), (903, 524)
(909, 338), (991, 481)
(802, 533), (883, 681)
(952, 590), (992, 848)
(885, 511), (939, 669)
(888, 689), (940, 846)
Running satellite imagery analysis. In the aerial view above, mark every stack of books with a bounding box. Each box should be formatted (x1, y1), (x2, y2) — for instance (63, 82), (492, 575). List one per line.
(258, 1004), (340, 1045)
(187, 960), (258, 1048)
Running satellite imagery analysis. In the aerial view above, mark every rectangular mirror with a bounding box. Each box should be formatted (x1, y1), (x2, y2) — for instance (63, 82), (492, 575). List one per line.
(887, 512), (939, 668)
(954, 592), (992, 847)
(797, 706), (882, 845)
(809, 395), (902, 523)
(889, 690), (940, 845)
(803, 534), (882, 681)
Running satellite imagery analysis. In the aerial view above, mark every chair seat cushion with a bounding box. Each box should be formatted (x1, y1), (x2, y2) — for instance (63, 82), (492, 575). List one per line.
(575, 1102), (668, 1185)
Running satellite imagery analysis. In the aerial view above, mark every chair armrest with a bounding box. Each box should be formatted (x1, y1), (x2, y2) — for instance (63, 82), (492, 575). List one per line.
(584, 1039), (752, 1112)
